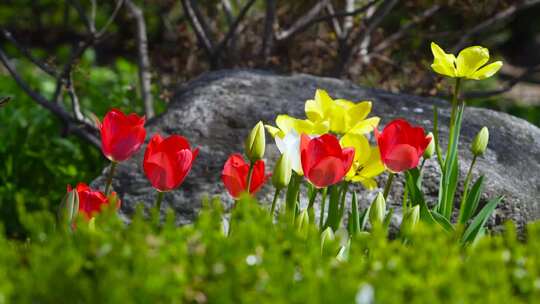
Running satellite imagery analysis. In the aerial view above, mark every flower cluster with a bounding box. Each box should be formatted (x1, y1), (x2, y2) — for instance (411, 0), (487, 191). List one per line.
(60, 108), (198, 227)
(59, 42), (503, 248)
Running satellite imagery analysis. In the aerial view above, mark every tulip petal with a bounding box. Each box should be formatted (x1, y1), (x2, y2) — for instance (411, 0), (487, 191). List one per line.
(456, 46), (489, 78)
(470, 61), (503, 80)
(340, 133), (370, 164)
(307, 156), (345, 188)
(384, 144), (419, 172)
(430, 42), (457, 77)
(249, 160), (267, 194)
(305, 89), (332, 122)
(348, 117), (380, 135)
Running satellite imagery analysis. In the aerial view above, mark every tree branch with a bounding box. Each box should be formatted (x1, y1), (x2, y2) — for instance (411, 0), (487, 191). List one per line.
(369, 4), (440, 54)
(125, 0), (154, 118)
(452, 0), (540, 52)
(214, 0), (257, 57)
(275, 0), (331, 41)
(260, 0), (276, 62)
(464, 65), (540, 99)
(180, 0), (214, 60)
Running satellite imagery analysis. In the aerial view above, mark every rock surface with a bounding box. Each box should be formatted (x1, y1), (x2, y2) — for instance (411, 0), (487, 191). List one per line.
(92, 70), (540, 230)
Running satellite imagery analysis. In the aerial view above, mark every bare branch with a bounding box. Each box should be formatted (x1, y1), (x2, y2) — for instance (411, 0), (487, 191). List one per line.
(343, 0), (356, 36)
(96, 0), (125, 39)
(260, 0), (276, 62)
(180, 0), (215, 59)
(452, 0), (540, 52)
(370, 4), (440, 54)
(222, 0), (234, 25)
(125, 0), (155, 118)
(68, 0), (95, 34)
(214, 0), (257, 56)
(0, 28), (57, 77)
(276, 0), (380, 41)
(325, 2), (343, 39)
(0, 47), (100, 148)
(275, 0), (331, 40)
(464, 65), (540, 99)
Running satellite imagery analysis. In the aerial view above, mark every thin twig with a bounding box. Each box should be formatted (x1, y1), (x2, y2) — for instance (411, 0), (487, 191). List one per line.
(464, 66), (540, 99)
(68, 0), (95, 34)
(325, 2), (343, 38)
(369, 4), (440, 54)
(275, 0), (331, 40)
(452, 0), (540, 52)
(214, 0), (257, 57)
(126, 0), (154, 118)
(260, 0), (276, 62)
(96, 0), (125, 38)
(180, 0), (214, 60)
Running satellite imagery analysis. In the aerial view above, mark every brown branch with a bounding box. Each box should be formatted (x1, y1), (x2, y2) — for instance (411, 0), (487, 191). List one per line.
(214, 0), (257, 57)
(276, 0), (380, 41)
(96, 0), (125, 38)
(260, 0), (276, 62)
(369, 4), (440, 54)
(68, 0), (95, 34)
(0, 96), (12, 108)
(0, 46), (100, 148)
(464, 66), (540, 99)
(452, 0), (540, 52)
(0, 28), (57, 77)
(180, 0), (214, 60)
(275, 0), (331, 41)
(125, 0), (154, 118)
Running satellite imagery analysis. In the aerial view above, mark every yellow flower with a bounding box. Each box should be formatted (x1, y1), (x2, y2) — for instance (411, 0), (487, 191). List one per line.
(430, 42), (503, 80)
(305, 89), (380, 135)
(265, 114), (329, 138)
(339, 133), (385, 189)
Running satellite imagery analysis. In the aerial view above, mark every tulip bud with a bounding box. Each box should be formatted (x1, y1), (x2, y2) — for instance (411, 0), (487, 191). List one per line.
(245, 121), (266, 162)
(320, 227), (335, 253)
(272, 153), (292, 189)
(369, 192), (386, 225)
(423, 132), (435, 159)
(58, 187), (79, 225)
(400, 205), (420, 234)
(471, 127), (489, 156)
(296, 209), (310, 236)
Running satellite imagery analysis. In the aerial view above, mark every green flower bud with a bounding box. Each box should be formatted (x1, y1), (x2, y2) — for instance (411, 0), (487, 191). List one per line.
(245, 121), (266, 161)
(369, 192), (386, 225)
(272, 153), (292, 189)
(471, 127), (489, 156)
(423, 132), (435, 159)
(58, 188), (79, 225)
(296, 209), (310, 236)
(400, 205), (420, 235)
(320, 227), (335, 253)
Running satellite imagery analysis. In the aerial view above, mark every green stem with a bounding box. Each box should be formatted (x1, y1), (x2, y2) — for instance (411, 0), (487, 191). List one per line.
(270, 188), (281, 215)
(155, 191), (165, 213)
(446, 78), (461, 166)
(246, 162), (255, 195)
(307, 186), (318, 222)
(433, 106), (444, 169)
(104, 161), (117, 195)
(383, 173), (395, 200)
(319, 187), (328, 230)
(458, 155), (477, 222)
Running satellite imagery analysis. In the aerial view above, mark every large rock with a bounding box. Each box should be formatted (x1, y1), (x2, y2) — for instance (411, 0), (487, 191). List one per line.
(92, 70), (540, 230)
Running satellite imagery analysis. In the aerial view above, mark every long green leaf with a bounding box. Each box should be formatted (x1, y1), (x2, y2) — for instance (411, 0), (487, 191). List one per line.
(439, 104), (464, 219)
(325, 185), (341, 230)
(405, 170), (435, 224)
(459, 176), (485, 224)
(462, 196), (503, 244)
(348, 191), (360, 235)
(431, 211), (455, 233)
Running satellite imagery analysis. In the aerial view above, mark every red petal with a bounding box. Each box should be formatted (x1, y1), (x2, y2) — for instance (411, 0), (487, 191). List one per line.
(307, 156), (345, 188)
(383, 144), (419, 172)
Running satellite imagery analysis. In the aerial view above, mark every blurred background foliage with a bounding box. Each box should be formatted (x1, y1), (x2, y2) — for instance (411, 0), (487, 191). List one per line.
(1, 0), (539, 237)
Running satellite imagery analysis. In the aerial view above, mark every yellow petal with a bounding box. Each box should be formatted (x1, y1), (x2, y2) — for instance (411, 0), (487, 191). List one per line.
(275, 115), (297, 134)
(430, 42), (457, 77)
(456, 46), (489, 78)
(305, 89), (332, 122)
(359, 147), (385, 177)
(348, 117), (380, 135)
(340, 133), (370, 164)
(265, 124), (282, 138)
(470, 61), (503, 80)
(350, 176), (378, 190)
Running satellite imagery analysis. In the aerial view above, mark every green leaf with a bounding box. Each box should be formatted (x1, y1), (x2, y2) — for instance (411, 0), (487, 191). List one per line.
(405, 170), (435, 224)
(431, 211), (455, 233)
(462, 196), (503, 244)
(383, 208), (394, 230)
(348, 191), (360, 235)
(359, 208), (369, 231)
(459, 176), (485, 224)
(325, 185), (341, 230)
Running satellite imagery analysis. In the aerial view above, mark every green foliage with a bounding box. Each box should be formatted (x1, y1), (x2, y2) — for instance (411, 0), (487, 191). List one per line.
(0, 198), (539, 303)
(0, 50), (161, 237)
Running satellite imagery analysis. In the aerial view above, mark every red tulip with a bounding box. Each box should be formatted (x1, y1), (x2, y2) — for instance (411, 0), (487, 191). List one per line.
(100, 109), (146, 162)
(143, 134), (199, 192)
(68, 183), (120, 219)
(221, 153), (268, 199)
(300, 134), (355, 188)
(375, 119), (431, 172)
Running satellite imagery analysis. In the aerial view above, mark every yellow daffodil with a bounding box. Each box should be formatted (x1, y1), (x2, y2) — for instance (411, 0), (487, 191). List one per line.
(430, 42), (503, 80)
(339, 133), (385, 189)
(305, 89), (380, 135)
(265, 114), (329, 138)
